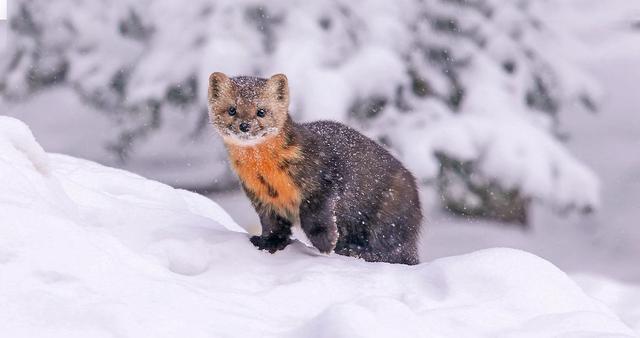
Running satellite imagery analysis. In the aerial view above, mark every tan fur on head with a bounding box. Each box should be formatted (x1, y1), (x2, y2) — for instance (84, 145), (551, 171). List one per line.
(207, 72), (290, 146)
(208, 72), (233, 102)
(264, 74), (289, 109)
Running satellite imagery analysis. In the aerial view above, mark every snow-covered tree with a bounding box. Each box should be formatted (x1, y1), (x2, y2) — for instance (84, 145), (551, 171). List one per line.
(1, 0), (601, 225)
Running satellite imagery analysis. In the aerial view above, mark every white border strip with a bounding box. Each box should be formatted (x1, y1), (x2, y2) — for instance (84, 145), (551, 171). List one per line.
(0, 0), (6, 20)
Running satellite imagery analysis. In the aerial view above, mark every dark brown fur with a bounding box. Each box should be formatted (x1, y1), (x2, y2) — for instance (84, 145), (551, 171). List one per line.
(208, 72), (422, 264)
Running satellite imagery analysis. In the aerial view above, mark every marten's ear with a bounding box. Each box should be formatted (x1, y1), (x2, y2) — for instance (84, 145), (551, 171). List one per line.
(266, 73), (289, 106)
(208, 72), (232, 104)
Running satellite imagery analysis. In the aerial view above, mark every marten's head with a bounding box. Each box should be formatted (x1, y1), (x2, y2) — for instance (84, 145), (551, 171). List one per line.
(207, 72), (290, 146)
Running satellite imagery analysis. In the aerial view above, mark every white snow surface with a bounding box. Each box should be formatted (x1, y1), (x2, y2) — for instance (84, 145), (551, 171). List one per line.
(0, 116), (635, 337)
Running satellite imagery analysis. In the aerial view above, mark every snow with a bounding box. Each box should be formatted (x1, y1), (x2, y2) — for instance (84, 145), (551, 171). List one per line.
(3, 0), (640, 334)
(0, 116), (50, 175)
(3, 87), (232, 189)
(0, 116), (635, 337)
(574, 274), (640, 334)
(391, 114), (599, 213)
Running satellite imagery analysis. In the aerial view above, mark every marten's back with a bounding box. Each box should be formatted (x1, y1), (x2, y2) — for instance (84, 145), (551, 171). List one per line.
(301, 120), (404, 178)
(299, 121), (420, 215)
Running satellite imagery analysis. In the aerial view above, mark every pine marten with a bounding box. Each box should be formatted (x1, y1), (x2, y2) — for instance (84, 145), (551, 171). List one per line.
(207, 72), (422, 265)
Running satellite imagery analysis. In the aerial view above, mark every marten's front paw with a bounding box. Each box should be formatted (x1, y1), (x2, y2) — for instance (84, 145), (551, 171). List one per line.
(250, 235), (291, 253)
(306, 226), (338, 254)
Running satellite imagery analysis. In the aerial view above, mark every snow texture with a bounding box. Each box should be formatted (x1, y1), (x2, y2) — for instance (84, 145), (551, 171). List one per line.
(0, 116), (635, 337)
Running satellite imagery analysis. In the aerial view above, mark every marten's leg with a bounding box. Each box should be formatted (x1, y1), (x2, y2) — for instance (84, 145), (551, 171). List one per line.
(355, 211), (420, 265)
(359, 171), (421, 265)
(333, 171), (421, 265)
(300, 193), (338, 254)
(250, 211), (292, 253)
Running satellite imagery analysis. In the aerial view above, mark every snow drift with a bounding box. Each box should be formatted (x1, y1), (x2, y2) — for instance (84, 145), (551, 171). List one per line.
(0, 116), (634, 337)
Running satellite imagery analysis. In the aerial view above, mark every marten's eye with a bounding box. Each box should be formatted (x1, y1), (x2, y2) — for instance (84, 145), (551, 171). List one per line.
(256, 108), (266, 118)
(228, 106), (237, 116)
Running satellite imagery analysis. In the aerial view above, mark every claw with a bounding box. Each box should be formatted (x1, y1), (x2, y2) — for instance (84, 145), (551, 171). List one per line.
(250, 235), (291, 253)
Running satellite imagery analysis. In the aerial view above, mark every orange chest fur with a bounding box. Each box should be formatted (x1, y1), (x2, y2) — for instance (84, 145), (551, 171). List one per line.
(226, 137), (302, 217)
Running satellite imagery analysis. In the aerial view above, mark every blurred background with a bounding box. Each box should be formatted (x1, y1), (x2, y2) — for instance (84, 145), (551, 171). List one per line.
(1, 0), (639, 322)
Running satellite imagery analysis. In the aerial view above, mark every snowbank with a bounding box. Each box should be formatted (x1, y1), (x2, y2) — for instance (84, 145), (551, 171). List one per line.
(0, 117), (634, 337)
(574, 274), (640, 334)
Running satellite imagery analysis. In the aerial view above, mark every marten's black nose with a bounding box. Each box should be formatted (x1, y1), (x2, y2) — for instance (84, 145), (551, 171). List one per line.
(239, 122), (250, 133)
